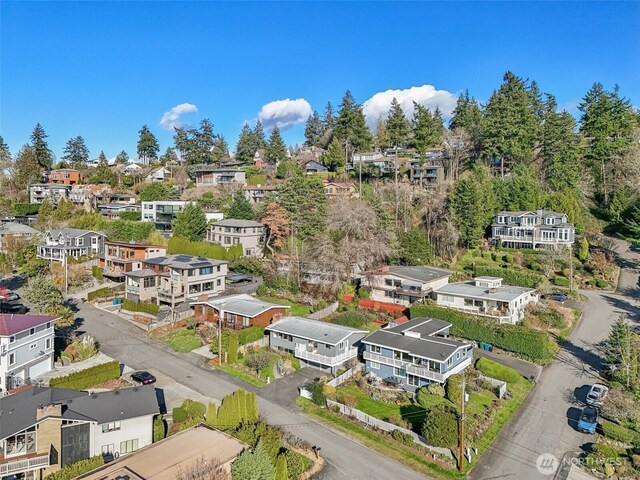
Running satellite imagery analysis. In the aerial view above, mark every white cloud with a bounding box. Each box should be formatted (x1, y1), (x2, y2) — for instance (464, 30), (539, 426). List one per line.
(258, 98), (313, 131)
(362, 85), (457, 128)
(159, 102), (198, 130)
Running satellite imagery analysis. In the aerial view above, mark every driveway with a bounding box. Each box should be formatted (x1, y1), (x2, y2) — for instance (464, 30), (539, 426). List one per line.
(470, 241), (640, 480)
(260, 367), (319, 407)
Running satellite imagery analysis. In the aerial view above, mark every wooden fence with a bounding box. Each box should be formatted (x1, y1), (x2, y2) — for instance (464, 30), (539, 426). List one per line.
(308, 302), (339, 320)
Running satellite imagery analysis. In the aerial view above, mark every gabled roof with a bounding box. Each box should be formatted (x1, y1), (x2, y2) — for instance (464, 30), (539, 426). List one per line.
(0, 222), (39, 235)
(47, 228), (105, 239)
(0, 385), (158, 440)
(193, 294), (288, 318)
(0, 314), (57, 336)
(266, 316), (367, 345)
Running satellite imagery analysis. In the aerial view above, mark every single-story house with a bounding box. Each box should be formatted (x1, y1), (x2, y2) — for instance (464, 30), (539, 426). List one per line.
(193, 294), (289, 330)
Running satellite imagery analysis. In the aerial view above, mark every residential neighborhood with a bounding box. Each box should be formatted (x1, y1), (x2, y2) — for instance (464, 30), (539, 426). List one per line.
(1, 2), (639, 480)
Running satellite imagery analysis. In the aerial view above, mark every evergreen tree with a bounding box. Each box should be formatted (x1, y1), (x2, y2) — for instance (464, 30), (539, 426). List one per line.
(275, 454), (288, 480)
(173, 127), (190, 161)
(61, 135), (89, 169)
(171, 203), (208, 241)
(398, 229), (433, 265)
(482, 72), (541, 166)
(159, 147), (178, 164)
(115, 150), (129, 164)
(192, 118), (216, 164)
(321, 137), (346, 172)
(279, 175), (327, 238)
(304, 111), (324, 147)
(602, 314), (640, 388)
(275, 161), (303, 179)
(12, 145), (43, 189)
(235, 124), (258, 163)
(36, 199), (55, 230)
(373, 118), (391, 151)
(137, 124), (160, 164)
(450, 89), (483, 152)
(541, 95), (581, 191)
(30, 123), (54, 170)
(334, 90), (373, 156)
(493, 163), (546, 211)
(412, 103), (444, 155)
(386, 97), (410, 148)
(323, 101), (335, 130)
(227, 191), (257, 220)
(23, 274), (63, 314)
(253, 120), (268, 151)
(231, 441), (276, 480)
(212, 134), (230, 162)
(228, 334), (238, 364)
(97, 151), (109, 169)
(266, 126), (287, 163)
(139, 182), (179, 201)
(0, 135), (11, 175)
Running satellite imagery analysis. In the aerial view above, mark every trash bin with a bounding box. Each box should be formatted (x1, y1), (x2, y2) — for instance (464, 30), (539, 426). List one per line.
(112, 299), (118, 305)
(484, 343), (491, 351)
(479, 342), (486, 350)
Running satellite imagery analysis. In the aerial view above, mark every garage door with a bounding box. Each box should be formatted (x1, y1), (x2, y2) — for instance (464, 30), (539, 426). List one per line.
(29, 358), (51, 379)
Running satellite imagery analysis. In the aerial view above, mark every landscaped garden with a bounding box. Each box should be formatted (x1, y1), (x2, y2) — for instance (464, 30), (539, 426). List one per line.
(158, 328), (203, 352)
(256, 295), (313, 316)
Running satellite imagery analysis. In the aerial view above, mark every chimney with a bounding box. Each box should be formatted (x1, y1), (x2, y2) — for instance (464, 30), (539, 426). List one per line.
(37, 404), (62, 420)
(487, 288), (498, 294)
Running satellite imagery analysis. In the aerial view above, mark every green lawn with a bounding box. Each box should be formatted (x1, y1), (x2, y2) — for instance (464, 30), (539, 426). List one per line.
(158, 329), (202, 353)
(217, 364), (266, 387)
(257, 296), (312, 316)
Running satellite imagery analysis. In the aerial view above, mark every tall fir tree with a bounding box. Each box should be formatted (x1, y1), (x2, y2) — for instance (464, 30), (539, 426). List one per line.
(304, 111), (324, 147)
(227, 191), (257, 220)
(0, 135), (12, 172)
(212, 134), (230, 162)
(97, 151), (109, 169)
(159, 147), (178, 164)
(13, 145), (43, 189)
(171, 203), (207, 241)
(137, 124), (160, 164)
(192, 118), (216, 164)
(323, 101), (335, 130)
(279, 175), (327, 238)
(386, 97), (410, 148)
(266, 126), (287, 163)
(61, 135), (89, 169)
(30, 123), (53, 170)
(235, 124), (258, 163)
(115, 150), (129, 164)
(321, 137), (346, 172)
(334, 90), (373, 156)
(253, 120), (268, 150)
(373, 118), (391, 151)
(412, 103), (444, 155)
(450, 89), (484, 156)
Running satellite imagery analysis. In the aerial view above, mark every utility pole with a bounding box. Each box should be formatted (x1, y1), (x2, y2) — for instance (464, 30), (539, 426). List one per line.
(218, 302), (225, 364)
(64, 248), (68, 296)
(569, 243), (574, 293)
(458, 375), (466, 472)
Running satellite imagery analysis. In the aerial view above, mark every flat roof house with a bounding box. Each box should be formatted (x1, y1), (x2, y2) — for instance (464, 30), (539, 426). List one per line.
(0, 385), (158, 479)
(97, 203), (140, 220)
(37, 228), (106, 262)
(0, 314), (57, 392)
(100, 241), (167, 282)
(435, 276), (538, 325)
(141, 201), (193, 233)
(206, 219), (265, 257)
(491, 210), (575, 250)
(362, 318), (472, 391)
(46, 169), (80, 186)
(361, 266), (452, 307)
(193, 167), (246, 187)
(193, 293), (289, 330)
(266, 317), (367, 374)
(28, 184), (71, 205)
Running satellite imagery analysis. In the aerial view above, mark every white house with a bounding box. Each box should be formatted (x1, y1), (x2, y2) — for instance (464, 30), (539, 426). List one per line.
(360, 266), (452, 307)
(141, 200), (193, 233)
(144, 166), (172, 183)
(491, 210), (575, 250)
(435, 276), (538, 324)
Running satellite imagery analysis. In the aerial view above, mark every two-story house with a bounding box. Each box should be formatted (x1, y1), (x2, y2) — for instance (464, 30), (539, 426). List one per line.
(323, 181), (359, 200)
(350, 152), (393, 173)
(193, 294), (289, 330)
(28, 184), (71, 205)
(69, 184), (113, 211)
(301, 160), (329, 175)
(108, 193), (137, 205)
(45, 169), (81, 186)
(266, 316), (367, 374)
(37, 228), (106, 262)
(491, 210), (575, 250)
(124, 255), (228, 307)
(362, 318), (473, 391)
(99, 241), (167, 282)
(193, 167), (246, 187)
(0, 223), (40, 254)
(97, 203), (140, 220)
(409, 150), (446, 186)
(205, 219), (265, 257)
(141, 201), (193, 233)
(0, 385), (158, 479)
(0, 314), (57, 392)
(361, 266), (452, 307)
(242, 185), (277, 205)
(434, 276), (538, 325)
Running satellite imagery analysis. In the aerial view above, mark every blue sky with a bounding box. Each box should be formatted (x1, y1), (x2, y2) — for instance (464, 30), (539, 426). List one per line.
(1, 1), (639, 161)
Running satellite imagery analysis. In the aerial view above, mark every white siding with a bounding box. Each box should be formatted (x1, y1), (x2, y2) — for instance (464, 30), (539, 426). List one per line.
(92, 415), (155, 457)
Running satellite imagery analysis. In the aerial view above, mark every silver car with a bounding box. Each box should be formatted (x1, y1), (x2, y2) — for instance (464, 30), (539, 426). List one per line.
(586, 383), (609, 406)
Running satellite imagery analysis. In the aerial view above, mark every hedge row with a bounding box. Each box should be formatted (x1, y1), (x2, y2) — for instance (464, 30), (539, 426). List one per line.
(87, 286), (117, 301)
(168, 236), (243, 261)
(238, 326), (265, 345)
(600, 419), (636, 443)
(13, 203), (40, 216)
(44, 455), (104, 480)
(49, 360), (121, 390)
(410, 305), (558, 365)
(470, 265), (544, 288)
(122, 299), (159, 315)
(91, 265), (104, 280)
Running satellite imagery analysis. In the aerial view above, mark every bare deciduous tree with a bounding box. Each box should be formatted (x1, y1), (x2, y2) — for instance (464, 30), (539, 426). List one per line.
(441, 127), (472, 182)
(176, 456), (230, 480)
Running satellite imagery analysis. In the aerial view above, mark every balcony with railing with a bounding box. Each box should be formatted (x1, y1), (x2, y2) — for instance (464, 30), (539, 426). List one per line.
(295, 347), (358, 367)
(364, 351), (473, 383)
(0, 448), (52, 476)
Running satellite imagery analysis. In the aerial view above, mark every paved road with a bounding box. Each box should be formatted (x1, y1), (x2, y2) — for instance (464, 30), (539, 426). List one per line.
(75, 303), (427, 480)
(471, 241), (640, 480)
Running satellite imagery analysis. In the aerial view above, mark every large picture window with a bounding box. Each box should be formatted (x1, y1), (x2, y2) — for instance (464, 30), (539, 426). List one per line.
(3, 427), (36, 457)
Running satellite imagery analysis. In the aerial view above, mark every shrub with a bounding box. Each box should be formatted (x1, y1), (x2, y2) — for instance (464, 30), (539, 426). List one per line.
(122, 299), (159, 315)
(473, 265), (544, 287)
(228, 334), (239, 364)
(476, 357), (522, 383)
(49, 360), (120, 390)
(391, 429), (415, 446)
(426, 383), (446, 397)
(284, 449), (308, 480)
(13, 203), (40, 216)
(553, 277), (570, 287)
(330, 311), (367, 328)
(167, 236), (243, 261)
(323, 385), (336, 397)
(306, 380), (326, 406)
(172, 407), (188, 423)
(529, 262), (541, 271)
(482, 252), (492, 260)
(238, 326), (265, 345)
(504, 254), (514, 264)
(182, 399), (206, 419)
(388, 415), (410, 430)
(119, 211), (141, 221)
(87, 286), (117, 301)
(422, 404), (459, 449)
(587, 279), (597, 286)
(153, 415), (166, 442)
(596, 278), (609, 288)
(410, 305), (558, 364)
(601, 419), (635, 443)
(44, 456), (104, 480)
(446, 374), (463, 406)
(91, 265), (104, 280)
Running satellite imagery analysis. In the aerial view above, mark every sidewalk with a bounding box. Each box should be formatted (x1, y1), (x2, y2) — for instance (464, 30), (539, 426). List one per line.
(474, 347), (543, 381)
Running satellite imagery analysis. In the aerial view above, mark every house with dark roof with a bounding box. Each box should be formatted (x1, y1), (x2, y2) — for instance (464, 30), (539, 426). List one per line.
(37, 228), (106, 262)
(99, 241), (167, 282)
(302, 160), (328, 175)
(193, 294), (289, 330)
(266, 317), (367, 374)
(0, 385), (158, 478)
(361, 266), (452, 307)
(435, 276), (538, 325)
(490, 210), (575, 250)
(205, 219), (265, 257)
(0, 314), (57, 392)
(124, 254), (228, 307)
(362, 318), (472, 391)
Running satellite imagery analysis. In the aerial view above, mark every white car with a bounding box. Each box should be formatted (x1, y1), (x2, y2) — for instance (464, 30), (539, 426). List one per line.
(586, 383), (609, 406)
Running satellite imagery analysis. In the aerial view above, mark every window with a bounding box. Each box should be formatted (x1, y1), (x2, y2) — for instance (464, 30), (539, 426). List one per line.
(189, 283), (202, 294)
(447, 357), (453, 366)
(384, 278), (393, 287)
(456, 352), (460, 360)
(30, 328), (35, 336)
(440, 294), (454, 303)
(216, 279), (221, 286)
(202, 281), (213, 291)
(461, 349), (467, 358)
(143, 277), (156, 288)
(77, 237), (84, 246)
(46, 322), (52, 329)
(46, 338), (51, 349)
(407, 375), (419, 386)
(4, 427), (36, 457)
(224, 236), (231, 244)
(29, 342), (38, 350)
(369, 361), (380, 369)
(101, 444), (115, 455)
(9, 352), (16, 365)
(120, 439), (139, 454)
(199, 267), (213, 275)
(102, 422), (121, 433)
(464, 298), (474, 307)
(9, 335), (15, 343)
(338, 341), (345, 349)
(370, 345), (381, 354)
(232, 237), (239, 245)
(393, 367), (403, 376)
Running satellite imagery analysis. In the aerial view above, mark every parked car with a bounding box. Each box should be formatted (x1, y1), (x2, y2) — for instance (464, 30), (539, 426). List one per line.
(131, 371), (156, 385)
(543, 292), (569, 303)
(586, 383), (609, 406)
(0, 303), (28, 314)
(577, 406), (598, 434)
(0, 291), (20, 302)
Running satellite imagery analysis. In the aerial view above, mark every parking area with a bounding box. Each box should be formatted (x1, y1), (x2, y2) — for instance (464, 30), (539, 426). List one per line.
(260, 367), (320, 408)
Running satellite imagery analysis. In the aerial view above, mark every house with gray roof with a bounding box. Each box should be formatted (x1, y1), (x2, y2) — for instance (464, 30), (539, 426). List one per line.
(0, 222), (40, 254)
(37, 228), (106, 262)
(362, 318), (473, 392)
(491, 209), (575, 250)
(205, 218), (265, 257)
(193, 294), (289, 330)
(266, 317), (367, 374)
(0, 385), (158, 478)
(435, 276), (538, 324)
(361, 265), (452, 307)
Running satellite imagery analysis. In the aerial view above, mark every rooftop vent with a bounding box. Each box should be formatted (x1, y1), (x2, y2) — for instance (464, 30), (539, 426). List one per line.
(404, 330), (421, 339)
(487, 288), (498, 294)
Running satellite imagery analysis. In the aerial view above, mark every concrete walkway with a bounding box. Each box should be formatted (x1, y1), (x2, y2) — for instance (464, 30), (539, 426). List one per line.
(474, 347), (543, 381)
(191, 345), (215, 359)
(34, 352), (116, 386)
